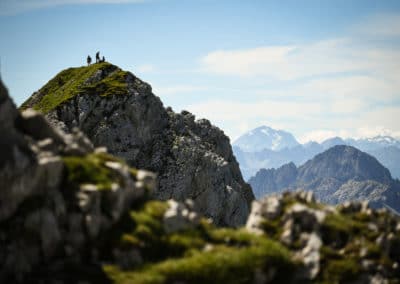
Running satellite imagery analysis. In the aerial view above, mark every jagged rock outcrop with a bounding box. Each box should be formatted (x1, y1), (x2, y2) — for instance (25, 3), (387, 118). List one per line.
(0, 79), (156, 281)
(21, 62), (254, 226)
(249, 146), (400, 213)
(246, 192), (400, 283)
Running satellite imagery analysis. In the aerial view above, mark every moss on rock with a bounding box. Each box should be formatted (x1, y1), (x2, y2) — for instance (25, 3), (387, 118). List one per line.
(62, 152), (128, 190)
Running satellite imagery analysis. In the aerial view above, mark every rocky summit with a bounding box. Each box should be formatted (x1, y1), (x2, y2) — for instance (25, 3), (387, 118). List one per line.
(21, 62), (254, 227)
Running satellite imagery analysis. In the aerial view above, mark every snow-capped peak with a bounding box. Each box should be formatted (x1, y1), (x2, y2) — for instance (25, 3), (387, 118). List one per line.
(233, 126), (300, 152)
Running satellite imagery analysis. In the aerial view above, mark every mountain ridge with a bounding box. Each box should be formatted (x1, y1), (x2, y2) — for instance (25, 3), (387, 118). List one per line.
(249, 145), (400, 212)
(233, 126), (400, 179)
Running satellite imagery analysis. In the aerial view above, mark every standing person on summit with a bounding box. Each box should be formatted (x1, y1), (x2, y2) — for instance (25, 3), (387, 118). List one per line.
(87, 55), (92, 66)
(96, 51), (100, 63)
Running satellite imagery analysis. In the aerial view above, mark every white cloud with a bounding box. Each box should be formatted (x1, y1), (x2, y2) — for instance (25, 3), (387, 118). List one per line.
(358, 107), (400, 135)
(187, 99), (323, 121)
(137, 64), (155, 73)
(330, 98), (367, 114)
(299, 126), (400, 144)
(200, 38), (400, 82)
(253, 74), (397, 106)
(184, 97), (400, 142)
(0, 0), (146, 15)
(201, 46), (296, 78)
(154, 85), (206, 96)
(196, 13), (400, 141)
(186, 99), (324, 140)
(354, 126), (400, 139)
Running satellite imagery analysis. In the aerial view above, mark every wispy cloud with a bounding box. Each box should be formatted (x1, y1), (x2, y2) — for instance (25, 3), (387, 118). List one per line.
(136, 64), (156, 73)
(200, 38), (400, 81)
(186, 99), (324, 140)
(154, 85), (207, 96)
(186, 92), (400, 142)
(196, 13), (400, 141)
(299, 127), (400, 144)
(201, 46), (296, 78)
(0, 0), (147, 16)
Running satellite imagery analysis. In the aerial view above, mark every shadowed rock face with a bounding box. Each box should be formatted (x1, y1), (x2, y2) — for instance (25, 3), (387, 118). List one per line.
(22, 63), (254, 226)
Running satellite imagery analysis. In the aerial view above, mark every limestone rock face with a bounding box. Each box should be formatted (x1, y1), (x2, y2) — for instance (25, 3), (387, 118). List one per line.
(0, 79), (154, 281)
(246, 191), (400, 282)
(22, 63), (253, 226)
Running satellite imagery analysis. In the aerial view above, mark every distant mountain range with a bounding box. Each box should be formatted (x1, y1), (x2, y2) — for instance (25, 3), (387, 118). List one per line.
(248, 145), (400, 213)
(233, 126), (400, 180)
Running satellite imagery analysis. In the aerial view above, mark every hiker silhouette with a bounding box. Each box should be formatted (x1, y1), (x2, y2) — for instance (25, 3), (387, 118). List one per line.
(96, 51), (100, 63)
(87, 55), (92, 65)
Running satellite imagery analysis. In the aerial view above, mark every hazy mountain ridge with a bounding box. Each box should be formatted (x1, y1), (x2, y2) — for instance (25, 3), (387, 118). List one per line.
(234, 126), (400, 179)
(249, 145), (400, 213)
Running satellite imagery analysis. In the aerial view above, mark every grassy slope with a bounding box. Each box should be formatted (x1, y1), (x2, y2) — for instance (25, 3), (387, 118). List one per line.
(20, 62), (129, 114)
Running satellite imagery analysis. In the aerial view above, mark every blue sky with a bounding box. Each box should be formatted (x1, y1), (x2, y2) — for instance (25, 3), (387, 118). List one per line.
(1, 0), (400, 142)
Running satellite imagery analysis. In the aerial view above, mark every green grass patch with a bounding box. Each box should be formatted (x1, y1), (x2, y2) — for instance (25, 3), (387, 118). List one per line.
(104, 238), (294, 284)
(20, 62), (128, 113)
(81, 69), (128, 97)
(99, 200), (297, 284)
(206, 227), (261, 246)
(63, 153), (122, 190)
